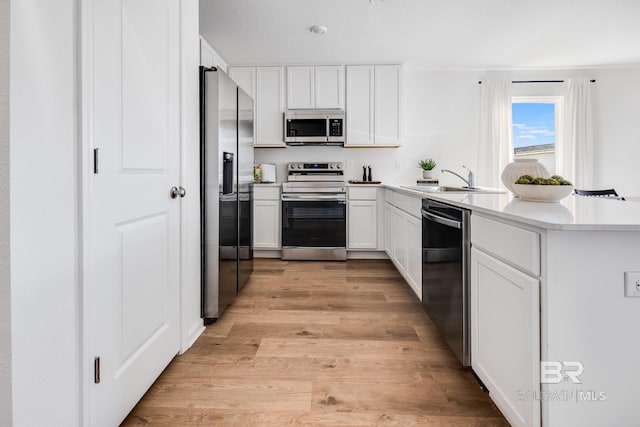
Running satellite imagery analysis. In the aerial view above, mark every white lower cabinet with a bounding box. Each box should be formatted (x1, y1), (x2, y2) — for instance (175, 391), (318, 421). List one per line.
(385, 189), (422, 300)
(347, 200), (377, 249)
(471, 217), (541, 427)
(384, 202), (393, 256)
(253, 186), (280, 249)
(405, 214), (422, 298)
(391, 207), (407, 274)
(347, 186), (378, 250)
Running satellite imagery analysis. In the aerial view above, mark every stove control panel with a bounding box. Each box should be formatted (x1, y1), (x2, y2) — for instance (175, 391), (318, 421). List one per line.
(288, 162), (343, 172)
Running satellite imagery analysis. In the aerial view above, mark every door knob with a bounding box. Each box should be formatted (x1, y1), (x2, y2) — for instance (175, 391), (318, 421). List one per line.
(169, 187), (179, 199)
(178, 187), (186, 198)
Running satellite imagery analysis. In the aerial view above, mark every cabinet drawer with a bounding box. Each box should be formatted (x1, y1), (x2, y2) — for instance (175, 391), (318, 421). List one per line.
(471, 215), (540, 276)
(392, 192), (421, 219)
(348, 186), (377, 200)
(254, 185), (280, 201)
(385, 189), (393, 203)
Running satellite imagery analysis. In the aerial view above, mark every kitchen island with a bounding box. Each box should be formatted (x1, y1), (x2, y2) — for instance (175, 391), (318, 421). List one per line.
(386, 185), (640, 427)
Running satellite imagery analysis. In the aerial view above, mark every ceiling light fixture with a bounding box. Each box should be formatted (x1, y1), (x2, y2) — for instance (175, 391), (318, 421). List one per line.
(309, 25), (328, 35)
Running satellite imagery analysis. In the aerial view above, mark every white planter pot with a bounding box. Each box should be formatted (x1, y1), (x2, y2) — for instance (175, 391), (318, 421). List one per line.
(422, 170), (434, 179)
(501, 159), (549, 193)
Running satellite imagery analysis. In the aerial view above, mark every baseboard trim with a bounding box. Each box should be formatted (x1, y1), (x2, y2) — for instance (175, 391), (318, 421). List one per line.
(254, 250), (282, 258)
(255, 250), (389, 260)
(347, 251), (389, 260)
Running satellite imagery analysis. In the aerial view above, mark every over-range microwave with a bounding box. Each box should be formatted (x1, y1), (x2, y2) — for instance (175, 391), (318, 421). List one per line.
(283, 109), (345, 146)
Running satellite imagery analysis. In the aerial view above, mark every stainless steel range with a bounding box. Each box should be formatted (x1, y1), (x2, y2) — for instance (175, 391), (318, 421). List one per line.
(281, 162), (347, 261)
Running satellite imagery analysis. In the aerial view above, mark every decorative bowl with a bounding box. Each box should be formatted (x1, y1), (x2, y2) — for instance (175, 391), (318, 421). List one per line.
(511, 184), (574, 202)
(501, 159), (550, 193)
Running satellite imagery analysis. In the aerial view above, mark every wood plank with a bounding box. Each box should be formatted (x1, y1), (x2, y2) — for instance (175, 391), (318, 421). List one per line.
(121, 259), (507, 426)
(255, 338), (455, 361)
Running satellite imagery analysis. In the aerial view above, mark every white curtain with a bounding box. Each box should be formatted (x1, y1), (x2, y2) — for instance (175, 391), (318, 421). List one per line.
(560, 79), (593, 188)
(478, 80), (513, 188)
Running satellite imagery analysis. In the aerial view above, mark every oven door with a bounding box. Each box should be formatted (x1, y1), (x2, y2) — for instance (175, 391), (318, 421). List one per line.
(281, 198), (346, 248)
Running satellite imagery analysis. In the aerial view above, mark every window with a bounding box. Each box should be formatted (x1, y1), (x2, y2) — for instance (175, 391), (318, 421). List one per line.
(512, 96), (561, 156)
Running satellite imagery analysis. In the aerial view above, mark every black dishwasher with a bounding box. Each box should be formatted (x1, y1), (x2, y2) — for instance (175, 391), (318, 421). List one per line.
(421, 199), (471, 366)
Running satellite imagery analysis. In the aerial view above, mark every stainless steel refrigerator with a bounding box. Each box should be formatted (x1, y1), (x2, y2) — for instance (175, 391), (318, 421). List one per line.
(200, 66), (254, 324)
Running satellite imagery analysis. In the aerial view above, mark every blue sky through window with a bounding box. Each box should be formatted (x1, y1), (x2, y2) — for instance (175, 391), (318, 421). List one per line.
(512, 103), (555, 148)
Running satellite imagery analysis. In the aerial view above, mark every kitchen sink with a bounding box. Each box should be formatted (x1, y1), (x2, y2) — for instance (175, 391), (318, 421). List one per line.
(438, 186), (481, 192)
(400, 185), (506, 194)
(401, 185), (480, 193)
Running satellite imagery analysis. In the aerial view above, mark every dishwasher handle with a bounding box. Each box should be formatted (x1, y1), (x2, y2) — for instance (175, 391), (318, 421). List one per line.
(421, 208), (462, 229)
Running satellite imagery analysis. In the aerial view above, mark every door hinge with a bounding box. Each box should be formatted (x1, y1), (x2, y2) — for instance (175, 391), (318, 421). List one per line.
(93, 148), (99, 174)
(94, 357), (101, 384)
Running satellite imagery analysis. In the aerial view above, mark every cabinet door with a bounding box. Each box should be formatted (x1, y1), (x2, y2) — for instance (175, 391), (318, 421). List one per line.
(229, 66), (256, 100)
(348, 200), (377, 249)
(405, 213), (422, 300)
(391, 207), (407, 273)
(384, 203), (393, 256)
(286, 66), (315, 109)
(253, 200), (280, 249)
(256, 67), (286, 147)
(471, 247), (540, 427)
(345, 65), (374, 146)
(315, 65), (344, 109)
(374, 65), (401, 146)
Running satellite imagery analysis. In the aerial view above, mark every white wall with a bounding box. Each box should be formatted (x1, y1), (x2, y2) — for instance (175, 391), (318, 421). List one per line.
(0, 0), (12, 424)
(10, 0), (80, 425)
(256, 66), (640, 196)
(256, 69), (483, 188)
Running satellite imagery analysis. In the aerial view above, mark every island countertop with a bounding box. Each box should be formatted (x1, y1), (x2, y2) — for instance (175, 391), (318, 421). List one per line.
(384, 184), (640, 231)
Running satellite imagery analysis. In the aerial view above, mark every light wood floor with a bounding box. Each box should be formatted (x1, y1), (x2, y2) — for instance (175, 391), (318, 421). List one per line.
(122, 259), (508, 426)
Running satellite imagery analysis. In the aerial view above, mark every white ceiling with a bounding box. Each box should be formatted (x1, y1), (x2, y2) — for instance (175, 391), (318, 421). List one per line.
(199, 0), (640, 69)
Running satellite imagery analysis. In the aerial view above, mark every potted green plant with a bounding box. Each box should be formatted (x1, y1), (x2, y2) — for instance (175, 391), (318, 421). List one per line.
(418, 158), (437, 179)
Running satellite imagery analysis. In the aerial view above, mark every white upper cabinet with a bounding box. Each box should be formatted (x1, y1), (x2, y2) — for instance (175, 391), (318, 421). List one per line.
(346, 65), (375, 146)
(256, 67), (286, 147)
(346, 64), (402, 147)
(287, 66), (315, 109)
(315, 66), (345, 109)
(230, 66), (286, 147)
(374, 65), (402, 146)
(287, 65), (344, 109)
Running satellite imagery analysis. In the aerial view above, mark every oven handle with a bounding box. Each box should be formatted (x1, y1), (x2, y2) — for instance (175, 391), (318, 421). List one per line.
(282, 194), (346, 202)
(421, 208), (462, 229)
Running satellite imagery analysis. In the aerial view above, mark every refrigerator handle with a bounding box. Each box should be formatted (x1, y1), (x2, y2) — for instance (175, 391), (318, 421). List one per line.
(222, 152), (234, 195)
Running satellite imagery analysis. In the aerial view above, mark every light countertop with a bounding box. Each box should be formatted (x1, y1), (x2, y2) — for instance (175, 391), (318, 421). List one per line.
(253, 182), (281, 187)
(385, 184), (640, 231)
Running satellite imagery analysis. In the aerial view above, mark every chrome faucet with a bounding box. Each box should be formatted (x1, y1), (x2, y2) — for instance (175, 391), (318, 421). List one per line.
(441, 166), (476, 188)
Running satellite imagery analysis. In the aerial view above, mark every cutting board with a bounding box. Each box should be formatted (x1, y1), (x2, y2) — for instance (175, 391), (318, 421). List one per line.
(348, 180), (382, 184)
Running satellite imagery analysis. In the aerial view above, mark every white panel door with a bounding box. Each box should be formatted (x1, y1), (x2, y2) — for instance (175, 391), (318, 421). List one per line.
(405, 213), (422, 300)
(471, 247), (540, 427)
(374, 65), (402, 146)
(345, 65), (374, 146)
(88, 0), (181, 424)
(391, 207), (407, 273)
(347, 200), (377, 249)
(384, 202), (393, 256)
(253, 200), (280, 249)
(286, 66), (315, 109)
(256, 67), (286, 147)
(315, 65), (344, 109)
